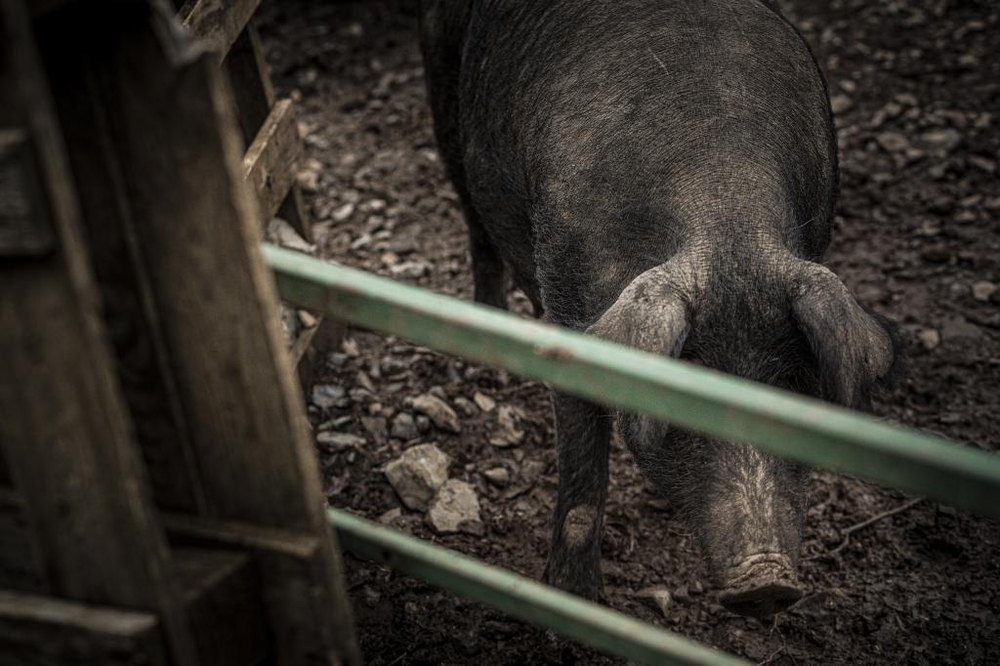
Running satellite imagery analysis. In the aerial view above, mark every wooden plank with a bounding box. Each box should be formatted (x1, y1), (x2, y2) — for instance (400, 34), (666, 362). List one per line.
(290, 314), (321, 367)
(26, 0), (70, 17)
(225, 23), (318, 371)
(224, 21), (312, 241)
(0, 590), (168, 666)
(0, 486), (46, 594)
(36, 3), (208, 516)
(292, 315), (346, 392)
(183, 0), (261, 59)
(244, 98), (301, 224)
(278, 184), (311, 242)
(166, 514), (354, 666)
(82, 9), (359, 664)
(172, 547), (272, 666)
(224, 23), (274, 144)
(0, 128), (56, 257)
(0, 4), (198, 664)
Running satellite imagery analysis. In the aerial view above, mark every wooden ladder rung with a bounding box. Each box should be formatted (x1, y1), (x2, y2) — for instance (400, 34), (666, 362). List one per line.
(172, 547), (272, 666)
(290, 313), (342, 391)
(182, 0), (262, 60)
(165, 513), (350, 666)
(244, 98), (302, 225)
(290, 315), (322, 368)
(0, 590), (168, 665)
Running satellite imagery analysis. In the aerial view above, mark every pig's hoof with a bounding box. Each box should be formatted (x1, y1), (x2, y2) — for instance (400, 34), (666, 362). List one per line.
(718, 553), (804, 619)
(543, 561), (604, 602)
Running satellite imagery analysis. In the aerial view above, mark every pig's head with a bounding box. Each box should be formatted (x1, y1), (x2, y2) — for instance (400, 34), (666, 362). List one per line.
(588, 255), (898, 617)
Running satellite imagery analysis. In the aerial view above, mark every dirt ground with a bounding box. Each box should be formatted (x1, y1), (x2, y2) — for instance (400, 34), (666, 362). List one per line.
(257, 1), (999, 663)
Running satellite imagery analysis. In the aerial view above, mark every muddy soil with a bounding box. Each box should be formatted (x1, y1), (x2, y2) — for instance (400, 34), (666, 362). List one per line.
(257, 1), (999, 663)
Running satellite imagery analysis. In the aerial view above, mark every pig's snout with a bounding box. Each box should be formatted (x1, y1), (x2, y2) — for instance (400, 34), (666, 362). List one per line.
(717, 552), (803, 618)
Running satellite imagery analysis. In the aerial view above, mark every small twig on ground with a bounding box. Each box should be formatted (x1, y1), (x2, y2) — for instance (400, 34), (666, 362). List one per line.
(385, 649), (411, 666)
(760, 625), (798, 666)
(758, 645), (789, 666)
(810, 497), (923, 560)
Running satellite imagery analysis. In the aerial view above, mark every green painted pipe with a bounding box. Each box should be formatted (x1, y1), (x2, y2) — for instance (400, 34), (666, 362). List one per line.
(329, 509), (749, 666)
(265, 244), (1000, 518)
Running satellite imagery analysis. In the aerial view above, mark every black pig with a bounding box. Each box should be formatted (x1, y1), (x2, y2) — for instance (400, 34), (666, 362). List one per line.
(420, 0), (898, 617)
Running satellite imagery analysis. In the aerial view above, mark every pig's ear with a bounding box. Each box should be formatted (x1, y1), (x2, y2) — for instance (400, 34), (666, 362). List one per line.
(586, 263), (690, 359)
(790, 263), (899, 409)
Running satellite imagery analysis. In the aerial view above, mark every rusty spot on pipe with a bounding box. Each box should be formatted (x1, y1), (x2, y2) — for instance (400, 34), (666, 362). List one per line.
(534, 345), (575, 362)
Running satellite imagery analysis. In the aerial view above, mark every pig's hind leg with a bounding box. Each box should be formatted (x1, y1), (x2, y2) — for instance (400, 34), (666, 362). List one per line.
(419, 4), (507, 309)
(462, 203), (507, 309)
(544, 393), (612, 600)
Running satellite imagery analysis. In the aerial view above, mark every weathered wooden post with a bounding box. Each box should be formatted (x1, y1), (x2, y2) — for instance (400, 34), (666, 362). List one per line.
(0, 0), (360, 663)
(180, 0), (343, 390)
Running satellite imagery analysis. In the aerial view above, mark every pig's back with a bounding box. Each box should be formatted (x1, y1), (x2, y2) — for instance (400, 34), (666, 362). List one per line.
(458, 0), (838, 325)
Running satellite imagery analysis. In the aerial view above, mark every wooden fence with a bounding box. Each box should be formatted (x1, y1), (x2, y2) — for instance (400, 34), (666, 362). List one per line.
(1, 1), (357, 663)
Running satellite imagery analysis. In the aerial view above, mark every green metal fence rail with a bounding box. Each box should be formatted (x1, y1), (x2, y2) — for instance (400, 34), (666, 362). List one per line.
(263, 244), (1000, 665)
(329, 510), (749, 666)
(265, 245), (1000, 517)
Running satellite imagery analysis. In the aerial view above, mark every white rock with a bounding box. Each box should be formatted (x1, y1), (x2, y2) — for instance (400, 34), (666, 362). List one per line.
(830, 93), (853, 115)
(311, 384), (346, 410)
(296, 157), (323, 192)
(483, 467), (510, 488)
(298, 310), (318, 329)
(917, 328), (940, 351)
(350, 233), (373, 250)
(317, 431), (366, 452)
(473, 392), (496, 412)
(636, 586), (673, 618)
(390, 413), (419, 441)
(919, 127), (963, 155)
(389, 260), (432, 279)
(384, 443), (451, 511)
(356, 371), (376, 392)
(969, 156), (997, 173)
(332, 202), (356, 222)
(875, 132), (909, 153)
(971, 281), (997, 302)
(453, 396), (479, 417)
(489, 404), (525, 447)
(427, 479), (484, 535)
(378, 508), (402, 525)
(266, 217), (316, 254)
(412, 394), (462, 433)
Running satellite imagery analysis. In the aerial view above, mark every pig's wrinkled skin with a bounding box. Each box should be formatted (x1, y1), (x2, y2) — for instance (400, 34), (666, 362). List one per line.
(420, 0), (899, 617)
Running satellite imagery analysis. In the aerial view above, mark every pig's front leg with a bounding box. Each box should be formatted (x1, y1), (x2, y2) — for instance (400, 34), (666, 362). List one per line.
(545, 393), (611, 600)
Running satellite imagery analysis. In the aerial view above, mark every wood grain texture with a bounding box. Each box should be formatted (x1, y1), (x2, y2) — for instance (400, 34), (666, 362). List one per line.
(0, 2), (198, 662)
(0, 128), (56, 257)
(0, 591), (168, 666)
(293, 316), (346, 393)
(224, 22), (274, 142)
(6, 3), (356, 662)
(182, 0), (261, 59)
(224, 20), (312, 241)
(167, 514), (357, 666)
(84, 9), (359, 662)
(0, 486), (46, 594)
(172, 547), (272, 666)
(37, 4), (207, 515)
(244, 98), (301, 223)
